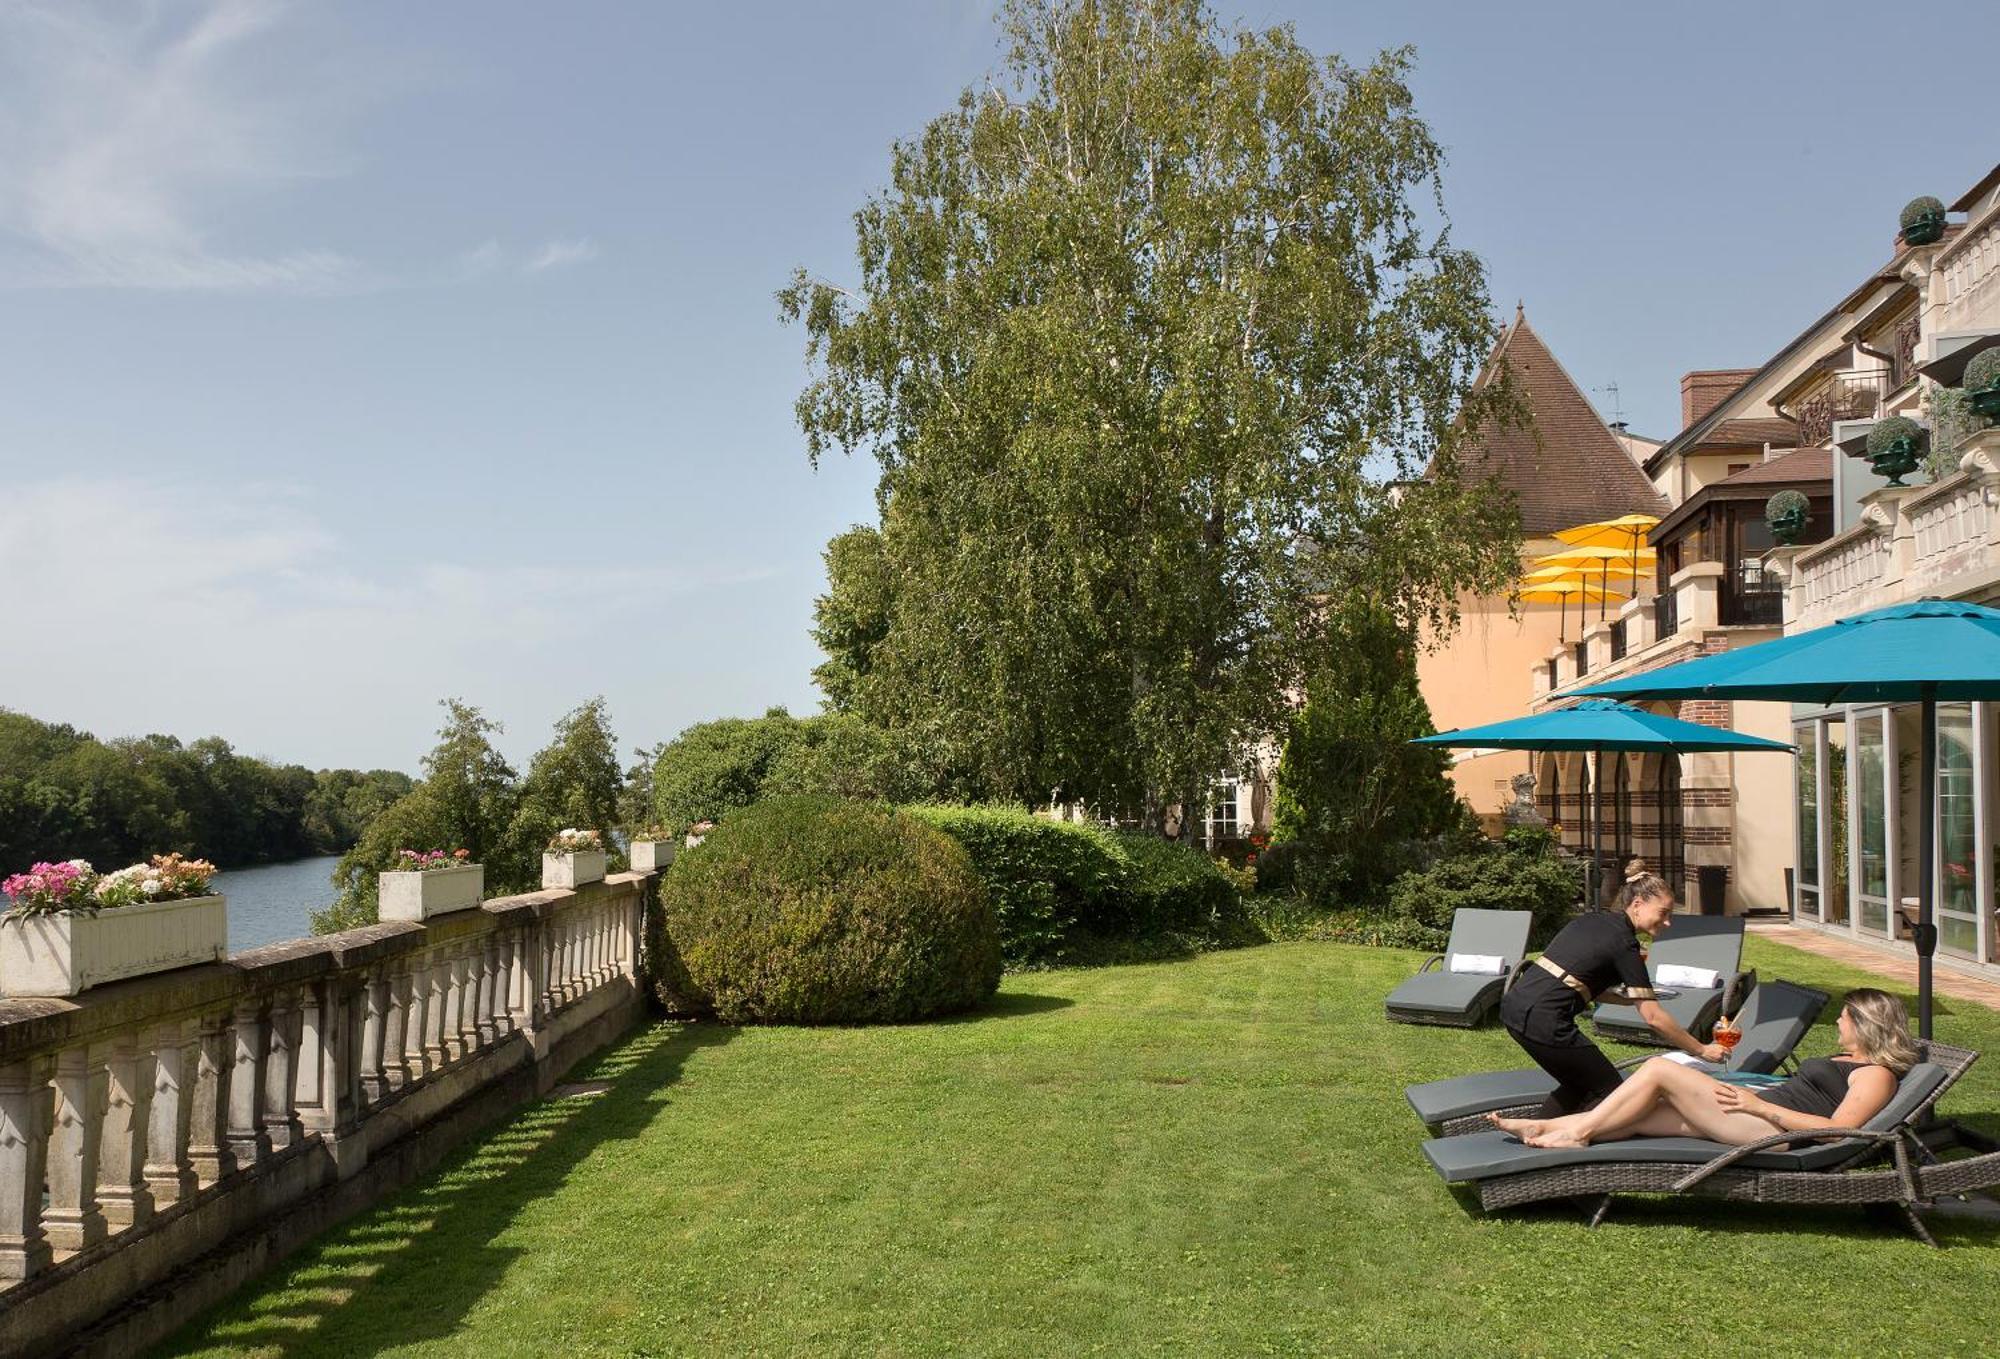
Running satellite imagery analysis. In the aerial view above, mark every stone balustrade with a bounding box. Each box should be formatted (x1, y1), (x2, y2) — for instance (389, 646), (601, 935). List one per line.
(0, 873), (650, 1359)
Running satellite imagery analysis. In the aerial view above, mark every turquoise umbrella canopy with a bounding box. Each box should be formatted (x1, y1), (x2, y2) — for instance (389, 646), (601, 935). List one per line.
(1415, 701), (1792, 911)
(1414, 699), (1795, 754)
(1576, 598), (2000, 1037)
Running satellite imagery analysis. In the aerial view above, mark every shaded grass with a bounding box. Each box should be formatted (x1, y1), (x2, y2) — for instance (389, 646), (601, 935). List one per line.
(156, 935), (2000, 1357)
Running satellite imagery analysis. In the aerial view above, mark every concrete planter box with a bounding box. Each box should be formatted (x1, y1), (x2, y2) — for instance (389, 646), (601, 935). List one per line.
(542, 850), (607, 890)
(379, 863), (484, 922)
(0, 893), (227, 998)
(629, 840), (675, 873)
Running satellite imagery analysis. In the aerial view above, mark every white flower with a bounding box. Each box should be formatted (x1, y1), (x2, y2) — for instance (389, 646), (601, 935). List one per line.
(142, 879), (163, 895)
(66, 858), (93, 872)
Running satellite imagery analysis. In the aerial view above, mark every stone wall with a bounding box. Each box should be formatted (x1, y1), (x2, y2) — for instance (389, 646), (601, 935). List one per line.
(0, 871), (653, 1359)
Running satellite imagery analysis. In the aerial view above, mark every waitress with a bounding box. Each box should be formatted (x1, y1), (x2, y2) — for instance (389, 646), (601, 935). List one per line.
(1499, 873), (1727, 1117)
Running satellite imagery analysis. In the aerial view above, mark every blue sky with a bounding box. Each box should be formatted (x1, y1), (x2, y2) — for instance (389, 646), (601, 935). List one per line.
(2, 1), (1995, 773)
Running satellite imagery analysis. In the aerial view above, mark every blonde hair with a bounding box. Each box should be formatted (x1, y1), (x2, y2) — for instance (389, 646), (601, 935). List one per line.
(1843, 988), (1920, 1075)
(1610, 873), (1671, 913)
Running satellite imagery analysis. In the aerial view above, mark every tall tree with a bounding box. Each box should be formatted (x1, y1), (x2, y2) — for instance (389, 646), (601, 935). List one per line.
(501, 697), (624, 881)
(783, 0), (1519, 828)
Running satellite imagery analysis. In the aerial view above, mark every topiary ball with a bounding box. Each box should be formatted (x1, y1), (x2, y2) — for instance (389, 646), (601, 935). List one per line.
(658, 796), (1001, 1024)
(1900, 195), (1946, 245)
(1965, 346), (2000, 395)
(1866, 415), (1925, 456)
(1765, 488), (1811, 545)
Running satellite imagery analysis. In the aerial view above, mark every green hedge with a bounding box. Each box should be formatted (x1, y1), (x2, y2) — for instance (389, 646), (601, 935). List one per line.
(1116, 832), (1245, 936)
(903, 806), (1132, 964)
(1380, 827), (1581, 951)
(656, 797), (1000, 1024)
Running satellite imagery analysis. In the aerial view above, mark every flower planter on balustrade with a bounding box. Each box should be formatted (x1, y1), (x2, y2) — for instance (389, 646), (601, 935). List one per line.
(378, 862), (485, 922)
(629, 839), (674, 873)
(0, 892), (228, 998)
(542, 849), (607, 890)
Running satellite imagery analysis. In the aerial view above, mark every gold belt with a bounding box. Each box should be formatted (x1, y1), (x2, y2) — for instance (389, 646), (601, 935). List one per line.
(1533, 955), (1597, 1003)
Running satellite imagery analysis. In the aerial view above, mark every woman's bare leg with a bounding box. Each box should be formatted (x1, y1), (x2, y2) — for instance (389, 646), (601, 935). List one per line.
(1567, 1066), (1777, 1147)
(1495, 1058), (1685, 1146)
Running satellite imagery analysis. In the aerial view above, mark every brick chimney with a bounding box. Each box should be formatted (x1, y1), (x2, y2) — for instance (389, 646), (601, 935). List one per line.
(1680, 369), (1757, 429)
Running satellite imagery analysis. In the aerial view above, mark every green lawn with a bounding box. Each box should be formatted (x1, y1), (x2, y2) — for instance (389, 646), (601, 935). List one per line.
(158, 936), (2000, 1357)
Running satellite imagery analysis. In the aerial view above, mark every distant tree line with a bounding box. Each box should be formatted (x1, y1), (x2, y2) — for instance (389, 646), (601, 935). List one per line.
(0, 708), (413, 872)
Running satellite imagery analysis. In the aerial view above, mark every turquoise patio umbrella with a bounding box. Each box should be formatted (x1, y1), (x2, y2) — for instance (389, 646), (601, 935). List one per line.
(1577, 599), (2000, 1036)
(1414, 699), (1794, 911)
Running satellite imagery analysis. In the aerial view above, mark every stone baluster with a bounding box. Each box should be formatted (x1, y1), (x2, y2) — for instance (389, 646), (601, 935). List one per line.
(381, 965), (410, 1093)
(444, 947), (470, 1063)
(564, 913), (582, 1001)
(360, 968), (389, 1105)
(262, 990), (301, 1152)
(0, 1054), (56, 1280)
(186, 1013), (231, 1186)
(96, 1034), (155, 1231)
(513, 929), (538, 1032)
(404, 957), (432, 1083)
(142, 1020), (197, 1208)
(226, 1000), (269, 1169)
(45, 1045), (108, 1253)
(310, 975), (357, 1142)
(591, 903), (607, 985)
(424, 952), (450, 1071)
(488, 936), (513, 1039)
(459, 944), (483, 1055)
(475, 938), (499, 1046)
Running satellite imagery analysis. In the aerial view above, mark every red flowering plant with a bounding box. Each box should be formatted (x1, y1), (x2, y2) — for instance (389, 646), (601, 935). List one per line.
(392, 848), (473, 873)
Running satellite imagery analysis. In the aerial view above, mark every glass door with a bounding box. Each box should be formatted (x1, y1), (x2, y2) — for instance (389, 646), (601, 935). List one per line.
(1825, 714), (1849, 925)
(1854, 710), (1893, 935)
(1937, 703), (1979, 958)
(1795, 721), (1820, 921)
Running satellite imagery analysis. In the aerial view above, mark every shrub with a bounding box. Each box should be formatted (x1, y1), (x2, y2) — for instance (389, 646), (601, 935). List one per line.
(1383, 830), (1581, 949)
(1307, 908), (1451, 952)
(1117, 832), (1245, 936)
(903, 805), (1132, 965)
(1764, 488), (1811, 544)
(1966, 346), (2000, 395)
(1866, 414), (1926, 457)
(657, 797), (999, 1024)
(1899, 195), (1946, 231)
(650, 711), (806, 836)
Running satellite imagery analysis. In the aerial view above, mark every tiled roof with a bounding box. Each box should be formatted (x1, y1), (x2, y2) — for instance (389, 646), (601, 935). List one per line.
(1690, 418), (1798, 451)
(1709, 447), (1830, 488)
(1441, 310), (1667, 536)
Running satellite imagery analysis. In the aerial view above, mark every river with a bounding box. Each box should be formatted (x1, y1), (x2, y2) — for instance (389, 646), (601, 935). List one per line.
(211, 855), (342, 952)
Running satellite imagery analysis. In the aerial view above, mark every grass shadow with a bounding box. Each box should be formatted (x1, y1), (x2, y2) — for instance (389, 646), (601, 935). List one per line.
(938, 991), (1076, 1024)
(152, 1019), (737, 1358)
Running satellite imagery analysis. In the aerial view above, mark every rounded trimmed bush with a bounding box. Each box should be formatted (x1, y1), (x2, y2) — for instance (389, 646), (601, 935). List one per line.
(1900, 195), (1946, 244)
(1765, 488), (1811, 544)
(1965, 346), (2000, 395)
(659, 797), (1000, 1024)
(1867, 414), (1926, 456)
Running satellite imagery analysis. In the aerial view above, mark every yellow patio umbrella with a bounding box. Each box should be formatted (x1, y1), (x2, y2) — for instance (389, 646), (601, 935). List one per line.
(1550, 514), (1661, 620)
(1535, 544), (1657, 621)
(1514, 575), (1626, 641)
(1553, 513), (1660, 551)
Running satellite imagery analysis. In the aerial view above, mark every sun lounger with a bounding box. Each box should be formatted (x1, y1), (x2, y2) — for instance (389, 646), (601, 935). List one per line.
(1383, 909), (1533, 1028)
(1589, 914), (1749, 1045)
(1405, 979), (1828, 1136)
(1421, 1040), (1995, 1245)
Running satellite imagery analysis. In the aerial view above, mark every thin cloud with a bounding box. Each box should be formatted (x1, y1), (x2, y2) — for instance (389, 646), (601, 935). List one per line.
(0, 1), (365, 293)
(525, 237), (599, 273)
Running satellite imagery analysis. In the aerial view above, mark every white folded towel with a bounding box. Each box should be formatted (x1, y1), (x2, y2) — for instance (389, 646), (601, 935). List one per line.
(1447, 952), (1506, 976)
(1656, 963), (1721, 989)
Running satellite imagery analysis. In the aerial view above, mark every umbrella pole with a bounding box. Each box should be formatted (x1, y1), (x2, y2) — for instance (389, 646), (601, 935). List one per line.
(1918, 690), (1938, 1040)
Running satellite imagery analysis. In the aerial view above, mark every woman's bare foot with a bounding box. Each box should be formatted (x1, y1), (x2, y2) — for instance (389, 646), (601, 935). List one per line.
(1487, 1112), (1546, 1139)
(1524, 1126), (1591, 1149)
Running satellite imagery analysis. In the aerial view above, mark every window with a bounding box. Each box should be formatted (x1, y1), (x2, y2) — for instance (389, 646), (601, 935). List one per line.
(1207, 782), (1239, 845)
(1796, 722), (1819, 922)
(1937, 703), (1978, 958)
(1727, 462), (1752, 479)
(1856, 711), (1891, 935)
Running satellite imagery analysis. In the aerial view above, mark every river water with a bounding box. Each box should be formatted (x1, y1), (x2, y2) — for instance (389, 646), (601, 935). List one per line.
(211, 855), (342, 952)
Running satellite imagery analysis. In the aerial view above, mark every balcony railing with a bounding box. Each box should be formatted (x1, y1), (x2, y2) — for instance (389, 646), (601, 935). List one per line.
(1654, 590), (1678, 638)
(1609, 619), (1627, 662)
(1795, 369), (1886, 447)
(1721, 585), (1785, 627)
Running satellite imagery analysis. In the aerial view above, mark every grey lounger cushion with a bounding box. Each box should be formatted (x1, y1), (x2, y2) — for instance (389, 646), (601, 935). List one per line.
(1404, 980), (1829, 1131)
(1384, 909), (1532, 1024)
(1593, 915), (1745, 1039)
(1422, 1063), (1947, 1184)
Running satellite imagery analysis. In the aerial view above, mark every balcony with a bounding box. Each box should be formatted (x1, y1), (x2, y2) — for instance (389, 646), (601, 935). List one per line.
(1573, 639), (1589, 677)
(1609, 618), (1627, 662)
(1794, 369), (1885, 447)
(1654, 590), (1678, 638)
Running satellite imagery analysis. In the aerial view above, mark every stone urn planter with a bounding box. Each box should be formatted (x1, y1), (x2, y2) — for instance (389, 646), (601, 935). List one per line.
(379, 862), (485, 922)
(629, 839), (675, 873)
(1860, 415), (1927, 487)
(0, 893), (228, 998)
(542, 849), (607, 890)
(1965, 349), (2000, 421)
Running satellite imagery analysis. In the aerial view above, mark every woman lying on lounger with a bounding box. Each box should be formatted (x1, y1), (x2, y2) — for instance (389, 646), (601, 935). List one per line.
(1490, 988), (1917, 1150)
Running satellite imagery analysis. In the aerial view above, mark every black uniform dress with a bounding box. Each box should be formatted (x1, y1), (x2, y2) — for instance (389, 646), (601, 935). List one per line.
(1498, 910), (1657, 1116)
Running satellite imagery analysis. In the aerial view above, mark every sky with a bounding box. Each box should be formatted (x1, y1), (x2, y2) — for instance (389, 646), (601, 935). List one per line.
(2, 1), (1997, 774)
